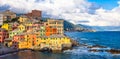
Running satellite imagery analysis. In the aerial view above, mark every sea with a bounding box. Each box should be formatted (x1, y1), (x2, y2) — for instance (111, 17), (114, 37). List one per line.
(0, 31), (120, 59)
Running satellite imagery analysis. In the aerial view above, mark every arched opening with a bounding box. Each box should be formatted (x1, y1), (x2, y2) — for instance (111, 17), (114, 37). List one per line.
(5, 43), (8, 47)
(40, 47), (52, 53)
(61, 44), (72, 51)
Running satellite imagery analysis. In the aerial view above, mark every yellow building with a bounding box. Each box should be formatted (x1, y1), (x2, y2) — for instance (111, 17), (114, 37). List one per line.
(46, 19), (64, 35)
(24, 32), (37, 49)
(35, 35), (72, 50)
(18, 41), (28, 49)
(4, 38), (12, 47)
(1, 23), (12, 31)
(24, 20), (33, 26)
(18, 24), (26, 31)
(18, 15), (28, 23)
(12, 32), (36, 49)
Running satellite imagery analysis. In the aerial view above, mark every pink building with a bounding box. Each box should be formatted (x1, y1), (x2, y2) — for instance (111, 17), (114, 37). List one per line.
(0, 28), (9, 43)
(13, 34), (25, 42)
(12, 34), (25, 48)
(32, 23), (41, 30)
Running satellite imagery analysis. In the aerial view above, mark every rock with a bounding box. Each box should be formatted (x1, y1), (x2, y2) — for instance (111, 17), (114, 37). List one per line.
(106, 49), (120, 54)
(89, 49), (102, 52)
(87, 45), (106, 48)
(70, 39), (80, 47)
(89, 48), (120, 54)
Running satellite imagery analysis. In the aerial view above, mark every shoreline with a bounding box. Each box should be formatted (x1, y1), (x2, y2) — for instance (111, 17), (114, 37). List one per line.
(0, 38), (79, 56)
(1, 38), (120, 56)
(0, 48), (34, 56)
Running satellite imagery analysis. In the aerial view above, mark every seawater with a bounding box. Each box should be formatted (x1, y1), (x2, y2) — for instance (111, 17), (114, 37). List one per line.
(0, 31), (120, 59)
(65, 31), (120, 49)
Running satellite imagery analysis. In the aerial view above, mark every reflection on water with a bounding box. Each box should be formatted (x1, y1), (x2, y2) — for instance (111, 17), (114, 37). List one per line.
(17, 50), (36, 59)
(0, 50), (120, 59)
(0, 50), (70, 59)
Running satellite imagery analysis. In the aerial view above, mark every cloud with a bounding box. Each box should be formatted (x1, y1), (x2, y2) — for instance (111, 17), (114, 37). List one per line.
(0, 0), (120, 26)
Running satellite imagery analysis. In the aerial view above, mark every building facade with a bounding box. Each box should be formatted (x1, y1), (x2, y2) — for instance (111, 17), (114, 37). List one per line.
(1, 23), (12, 31)
(40, 26), (45, 36)
(18, 15), (28, 23)
(2, 10), (16, 21)
(9, 29), (23, 38)
(18, 24), (26, 31)
(12, 34), (27, 49)
(25, 10), (42, 20)
(45, 26), (57, 36)
(13, 34), (25, 42)
(0, 28), (9, 43)
(46, 19), (64, 35)
(0, 14), (3, 25)
(24, 33), (37, 48)
(35, 35), (72, 51)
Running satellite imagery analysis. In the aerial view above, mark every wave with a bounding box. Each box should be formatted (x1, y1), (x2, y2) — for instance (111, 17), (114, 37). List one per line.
(63, 45), (120, 58)
(63, 47), (90, 55)
(80, 38), (88, 40)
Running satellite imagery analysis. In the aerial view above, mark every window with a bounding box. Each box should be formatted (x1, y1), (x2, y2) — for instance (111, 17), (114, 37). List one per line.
(39, 44), (40, 46)
(37, 40), (38, 42)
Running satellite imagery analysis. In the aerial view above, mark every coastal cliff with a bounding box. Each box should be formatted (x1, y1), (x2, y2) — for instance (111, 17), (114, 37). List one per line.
(64, 20), (95, 32)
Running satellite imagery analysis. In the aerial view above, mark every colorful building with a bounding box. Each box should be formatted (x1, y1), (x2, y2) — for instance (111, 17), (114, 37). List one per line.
(11, 22), (19, 30)
(24, 20), (33, 28)
(18, 41), (28, 49)
(4, 38), (12, 47)
(35, 35), (72, 50)
(46, 19), (64, 35)
(40, 26), (45, 36)
(18, 15), (28, 23)
(9, 29), (23, 38)
(12, 34), (28, 49)
(0, 14), (3, 25)
(1, 10), (16, 21)
(1, 23), (12, 31)
(12, 32), (37, 49)
(0, 28), (9, 43)
(0, 10), (73, 51)
(45, 26), (57, 36)
(32, 23), (41, 30)
(13, 34), (25, 42)
(24, 33), (37, 49)
(31, 25), (45, 36)
(18, 24), (26, 31)
(1, 22), (19, 31)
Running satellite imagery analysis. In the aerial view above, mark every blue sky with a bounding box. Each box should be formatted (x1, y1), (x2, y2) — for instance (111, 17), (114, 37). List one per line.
(0, 0), (120, 26)
(88, 0), (120, 10)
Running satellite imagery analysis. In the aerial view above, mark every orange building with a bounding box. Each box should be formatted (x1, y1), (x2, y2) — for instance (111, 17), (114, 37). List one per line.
(45, 19), (64, 35)
(45, 26), (57, 36)
(25, 33), (37, 48)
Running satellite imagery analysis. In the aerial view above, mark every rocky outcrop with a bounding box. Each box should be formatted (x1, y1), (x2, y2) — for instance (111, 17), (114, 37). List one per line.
(70, 39), (80, 47)
(87, 45), (120, 54)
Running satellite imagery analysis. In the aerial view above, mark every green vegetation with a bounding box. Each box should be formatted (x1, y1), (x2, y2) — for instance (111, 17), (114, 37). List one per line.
(3, 17), (19, 23)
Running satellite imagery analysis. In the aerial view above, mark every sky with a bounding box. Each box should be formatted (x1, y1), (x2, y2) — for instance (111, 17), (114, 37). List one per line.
(0, 0), (120, 26)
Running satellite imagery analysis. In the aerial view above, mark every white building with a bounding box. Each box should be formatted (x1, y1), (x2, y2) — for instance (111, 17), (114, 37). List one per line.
(0, 14), (3, 25)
